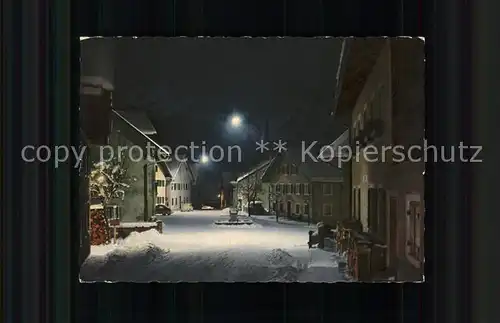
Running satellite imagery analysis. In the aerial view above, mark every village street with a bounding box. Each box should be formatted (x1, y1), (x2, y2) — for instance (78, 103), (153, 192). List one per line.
(80, 210), (348, 282)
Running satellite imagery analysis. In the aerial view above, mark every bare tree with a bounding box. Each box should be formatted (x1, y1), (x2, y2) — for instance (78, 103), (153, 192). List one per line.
(238, 175), (262, 216)
(268, 186), (283, 223)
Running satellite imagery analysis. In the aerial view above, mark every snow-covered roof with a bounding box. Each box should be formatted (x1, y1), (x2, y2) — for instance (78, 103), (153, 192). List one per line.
(318, 129), (350, 160)
(236, 158), (275, 182)
(167, 159), (196, 183)
(262, 147), (343, 182)
(112, 110), (172, 178)
(90, 203), (104, 210)
(112, 109), (156, 135)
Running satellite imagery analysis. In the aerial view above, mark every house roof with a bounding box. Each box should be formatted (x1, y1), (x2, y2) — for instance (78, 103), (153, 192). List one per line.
(167, 159), (196, 184)
(111, 109), (172, 178)
(332, 38), (385, 118)
(262, 147), (343, 182)
(236, 158), (275, 182)
(113, 109), (157, 135)
(318, 129), (350, 160)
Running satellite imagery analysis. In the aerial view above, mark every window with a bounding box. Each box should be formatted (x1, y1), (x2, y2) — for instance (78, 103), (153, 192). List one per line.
(406, 194), (423, 265)
(295, 183), (301, 195)
(295, 204), (301, 214)
(356, 188), (361, 220)
(323, 204), (332, 216)
(304, 203), (309, 215)
(378, 189), (387, 241)
(275, 183), (281, 193)
(368, 188), (378, 233)
(304, 183), (310, 195)
(172, 198), (174, 205)
(155, 165), (158, 172)
(291, 184), (296, 194)
(171, 184), (175, 191)
(363, 103), (369, 125)
(287, 184), (292, 194)
(299, 183), (304, 195)
(281, 164), (288, 175)
(378, 85), (384, 118)
(323, 183), (333, 195)
(373, 87), (381, 119)
(156, 180), (165, 187)
(352, 187), (356, 218)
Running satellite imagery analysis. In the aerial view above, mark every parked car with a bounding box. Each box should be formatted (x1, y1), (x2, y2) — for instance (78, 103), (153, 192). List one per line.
(155, 204), (172, 216)
(229, 208), (239, 215)
(181, 203), (194, 212)
(201, 205), (215, 210)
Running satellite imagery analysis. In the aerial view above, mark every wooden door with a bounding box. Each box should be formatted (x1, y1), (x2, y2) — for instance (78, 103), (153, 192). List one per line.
(389, 196), (398, 267)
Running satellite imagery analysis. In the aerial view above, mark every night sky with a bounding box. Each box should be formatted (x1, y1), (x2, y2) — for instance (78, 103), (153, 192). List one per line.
(87, 37), (347, 201)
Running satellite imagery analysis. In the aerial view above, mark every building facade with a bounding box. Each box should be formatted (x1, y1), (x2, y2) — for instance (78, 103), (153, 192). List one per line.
(88, 109), (171, 222)
(166, 160), (195, 210)
(334, 38), (424, 280)
(234, 159), (273, 213)
(262, 150), (347, 226)
(155, 165), (168, 205)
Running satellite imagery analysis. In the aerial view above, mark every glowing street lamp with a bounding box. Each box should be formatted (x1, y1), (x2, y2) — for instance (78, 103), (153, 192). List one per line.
(200, 155), (210, 164)
(230, 114), (243, 128)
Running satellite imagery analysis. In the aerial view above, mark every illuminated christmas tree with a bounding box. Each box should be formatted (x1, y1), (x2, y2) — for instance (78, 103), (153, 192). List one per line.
(88, 152), (136, 245)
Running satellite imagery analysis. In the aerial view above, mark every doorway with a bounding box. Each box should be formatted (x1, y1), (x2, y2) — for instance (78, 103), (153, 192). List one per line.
(388, 195), (398, 268)
(287, 201), (292, 218)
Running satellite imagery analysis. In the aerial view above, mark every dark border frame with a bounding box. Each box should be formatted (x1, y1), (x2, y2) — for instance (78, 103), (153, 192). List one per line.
(3, 0), (495, 322)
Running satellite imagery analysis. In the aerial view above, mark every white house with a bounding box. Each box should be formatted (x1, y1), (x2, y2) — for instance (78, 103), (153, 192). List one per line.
(155, 165), (168, 206)
(166, 160), (196, 210)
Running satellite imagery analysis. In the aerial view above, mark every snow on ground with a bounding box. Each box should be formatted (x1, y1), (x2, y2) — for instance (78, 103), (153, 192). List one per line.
(80, 210), (348, 282)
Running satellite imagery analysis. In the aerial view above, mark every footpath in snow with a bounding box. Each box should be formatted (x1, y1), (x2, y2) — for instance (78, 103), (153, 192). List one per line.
(80, 210), (348, 283)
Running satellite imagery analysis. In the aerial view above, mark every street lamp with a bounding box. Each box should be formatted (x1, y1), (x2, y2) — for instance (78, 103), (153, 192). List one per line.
(228, 113), (264, 141)
(200, 154), (210, 164)
(230, 114), (242, 128)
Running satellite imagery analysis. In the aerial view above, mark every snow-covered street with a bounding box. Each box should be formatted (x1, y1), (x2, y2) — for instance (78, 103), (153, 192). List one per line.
(80, 210), (348, 282)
